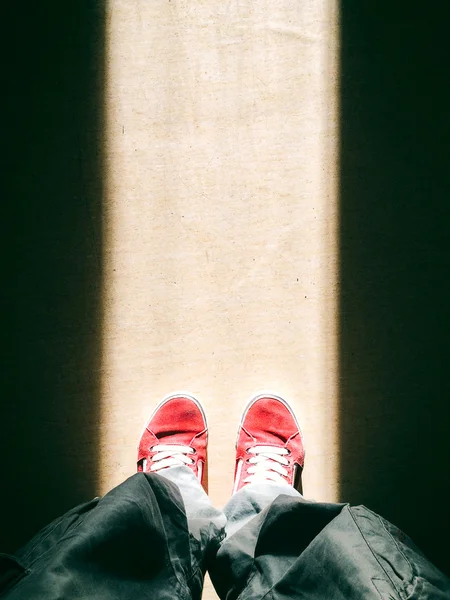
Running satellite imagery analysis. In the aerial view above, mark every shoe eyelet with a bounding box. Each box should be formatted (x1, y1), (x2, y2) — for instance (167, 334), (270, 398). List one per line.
(245, 448), (252, 454)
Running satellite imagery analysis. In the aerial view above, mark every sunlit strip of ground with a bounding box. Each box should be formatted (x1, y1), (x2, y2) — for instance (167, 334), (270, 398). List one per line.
(100, 0), (340, 521)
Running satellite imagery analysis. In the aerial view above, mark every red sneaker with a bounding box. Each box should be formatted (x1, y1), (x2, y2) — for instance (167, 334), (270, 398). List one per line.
(137, 393), (209, 492)
(233, 393), (305, 494)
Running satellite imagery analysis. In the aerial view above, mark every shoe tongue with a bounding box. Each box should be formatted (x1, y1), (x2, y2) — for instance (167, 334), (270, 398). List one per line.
(149, 424), (195, 447)
(254, 429), (289, 447)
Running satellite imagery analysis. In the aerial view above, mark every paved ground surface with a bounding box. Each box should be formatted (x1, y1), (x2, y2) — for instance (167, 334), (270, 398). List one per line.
(3, 1), (449, 596)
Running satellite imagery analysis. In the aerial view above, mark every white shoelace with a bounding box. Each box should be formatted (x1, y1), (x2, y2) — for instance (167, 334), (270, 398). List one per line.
(243, 445), (290, 485)
(143, 444), (195, 472)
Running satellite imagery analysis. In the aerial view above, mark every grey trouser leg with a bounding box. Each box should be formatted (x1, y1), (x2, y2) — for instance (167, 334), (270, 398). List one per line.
(154, 475), (450, 600)
(4, 470), (448, 600)
(222, 482), (302, 540)
(158, 466), (227, 575)
(209, 490), (450, 600)
(1, 472), (221, 600)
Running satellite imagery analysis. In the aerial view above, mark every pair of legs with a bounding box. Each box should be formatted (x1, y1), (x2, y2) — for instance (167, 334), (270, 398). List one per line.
(1, 393), (449, 599)
(136, 392), (307, 598)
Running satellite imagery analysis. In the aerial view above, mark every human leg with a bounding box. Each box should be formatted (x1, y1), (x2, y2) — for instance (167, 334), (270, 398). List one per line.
(137, 393), (226, 592)
(1, 393), (225, 600)
(214, 494), (450, 600)
(1, 472), (208, 600)
(221, 393), (305, 540)
(209, 393), (308, 597)
(209, 393), (450, 600)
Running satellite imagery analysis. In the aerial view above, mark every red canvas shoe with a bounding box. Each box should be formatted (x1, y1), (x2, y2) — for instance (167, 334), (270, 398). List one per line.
(137, 393), (209, 492)
(233, 393), (305, 494)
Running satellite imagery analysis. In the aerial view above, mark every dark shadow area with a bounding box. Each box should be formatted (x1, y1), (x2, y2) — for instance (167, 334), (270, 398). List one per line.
(2, 2), (105, 551)
(339, 2), (450, 574)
